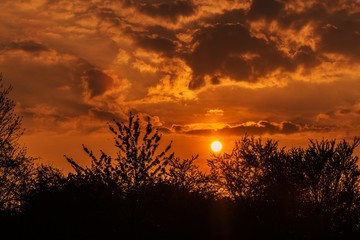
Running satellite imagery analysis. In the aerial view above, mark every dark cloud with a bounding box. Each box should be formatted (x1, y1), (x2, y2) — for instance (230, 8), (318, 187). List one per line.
(81, 69), (114, 98)
(218, 124), (268, 136)
(171, 125), (183, 133)
(258, 121), (278, 133)
(202, 8), (247, 25)
(4, 40), (49, 53)
(186, 23), (293, 89)
(248, 0), (285, 20)
(136, 35), (176, 56)
(293, 45), (320, 68)
(280, 121), (301, 134)
(217, 121), (280, 136)
(222, 56), (252, 80)
(310, 7), (360, 59)
(164, 121), (304, 136)
(182, 1), (360, 89)
(210, 75), (221, 85)
(185, 128), (216, 136)
(318, 21), (360, 59)
(159, 127), (171, 134)
(0, 48), (110, 120)
(89, 108), (122, 122)
(95, 7), (125, 26)
(277, 3), (326, 30)
(276, 3), (360, 59)
(146, 25), (179, 41)
(123, 0), (196, 22)
(316, 0), (360, 10)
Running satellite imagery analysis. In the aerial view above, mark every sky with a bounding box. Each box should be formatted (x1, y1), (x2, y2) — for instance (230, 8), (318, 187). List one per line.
(1, 0), (360, 173)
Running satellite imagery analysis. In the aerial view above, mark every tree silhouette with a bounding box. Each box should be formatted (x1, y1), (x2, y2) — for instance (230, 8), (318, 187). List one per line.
(297, 138), (360, 238)
(1, 97), (358, 239)
(167, 155), (214, 197)
(65, 112), (175, 191)
(208, 135), (360, 239)
(207, 135), (281, 200)
(23, 114), (219, 239)
(0, 74), (36, 210)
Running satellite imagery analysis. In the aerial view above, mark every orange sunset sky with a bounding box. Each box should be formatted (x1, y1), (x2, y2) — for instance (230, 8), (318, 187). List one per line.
(1, 0), (360, 173)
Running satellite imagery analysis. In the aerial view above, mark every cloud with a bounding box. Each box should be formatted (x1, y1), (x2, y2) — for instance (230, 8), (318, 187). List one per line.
(314, 101), (360, 132)
(0, 37), (129, 134)
(186, 23), (294, 89)
(164, 120), (304, 136)
(19, 102), (103, 135)
(22, 104), (59, 119)
(202, 8), (247, 25)
(89, 108), (123, 122)
(317, 21), (360, 59)
(205, 108), (224, 117)
(4, 40), (49, 53)
(135, 35), (176, 57)
(275, 2), (360, 60)
(280, 121), (301, 134)
(94, 7), (125, 26)
(248, 0), (285, 20)
(293, 45), (320, 68)
(182, 1), (360, 90)
(81, 68), (114, 98)
(144, 58), (197, 102)
(123, 0), (197, 22)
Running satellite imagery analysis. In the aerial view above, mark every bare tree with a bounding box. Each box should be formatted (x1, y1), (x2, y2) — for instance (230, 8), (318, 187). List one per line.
(0, 74), (35, 210)
(65, 112), (175, 191)
(207, 135), (280, 200)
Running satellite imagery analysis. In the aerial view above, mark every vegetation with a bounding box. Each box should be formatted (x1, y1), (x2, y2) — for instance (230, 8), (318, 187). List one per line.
(0, 74), (37, 211)
(65, 113), (175, 191)
(0, 78), (360, 239)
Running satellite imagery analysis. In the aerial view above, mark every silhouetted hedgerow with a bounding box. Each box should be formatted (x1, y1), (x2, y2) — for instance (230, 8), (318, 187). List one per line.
(0, 109), (360, 239)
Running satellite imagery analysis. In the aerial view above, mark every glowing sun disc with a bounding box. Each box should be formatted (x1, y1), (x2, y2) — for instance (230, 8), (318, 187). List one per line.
(211, 141), (223, 152)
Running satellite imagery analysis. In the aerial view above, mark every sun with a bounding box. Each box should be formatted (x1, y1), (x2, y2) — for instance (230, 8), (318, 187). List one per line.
(211, 141), (223, 152)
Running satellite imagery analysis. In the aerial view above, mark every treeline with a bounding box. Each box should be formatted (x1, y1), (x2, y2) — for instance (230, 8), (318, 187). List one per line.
(1, 76), (360, 239)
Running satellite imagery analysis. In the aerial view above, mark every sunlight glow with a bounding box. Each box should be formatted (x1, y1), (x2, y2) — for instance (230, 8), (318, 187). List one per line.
(211, 141), (223, 152)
